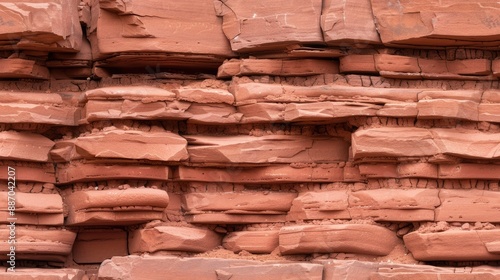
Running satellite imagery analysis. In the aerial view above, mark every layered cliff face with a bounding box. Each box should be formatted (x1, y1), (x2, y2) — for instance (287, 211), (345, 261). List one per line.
(0, 0), (500, 279)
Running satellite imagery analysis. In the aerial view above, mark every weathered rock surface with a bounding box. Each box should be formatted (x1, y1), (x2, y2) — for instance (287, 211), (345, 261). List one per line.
(370, 1), (500, 47)
(287, 191), (350, 221)
(0, 268), (86, 280)
(352, 127), (500, 160)
(0, 91), (79, 125)
(436, 189), (500, 222)
(183, 192), (296, 214)
(0, 192), (63, 225)
(0, 0), (82, 52)
(91, 0), (233, 69)
(214, 0), (323, 52)
(0, 227), (76, 262)
(66, 188), (169, 225)
(176, 164), (344, 183)
(186, 135), (349, 164)
(404, 230), (500, 261)
(97, 256), (262, 280)
(223, 230), (279, 254)
(279, 224), (399, 255)
(348, 189), (440, 221)
(215, 263), (324, 280)
(0, 131), (54, 162)
(57, 129), (188, 162)
(322, 0), (380, 45)
(129, 224), (221, 254)
(56, 162), (170, 183)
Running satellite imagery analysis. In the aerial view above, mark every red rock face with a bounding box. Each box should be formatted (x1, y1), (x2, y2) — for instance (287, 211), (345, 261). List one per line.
(0, 0), (499, 279)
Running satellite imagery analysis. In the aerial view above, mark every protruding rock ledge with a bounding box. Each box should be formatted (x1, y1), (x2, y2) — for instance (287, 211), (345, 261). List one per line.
(129, 224), (221, 254)
(186, 135), (349, 164)
(0, 192), (63, 225)
(175, 164), (344, 183)
(223, 230), (279, 254)
(56, 162), (170, 183)
(53, 129), (188, 162)
(215, 263), (324, 280)
(66, 188), (169, 226)
(0, 227), (76, 262)
(404, 229), (500, 261)
(279, 224), (399, 255)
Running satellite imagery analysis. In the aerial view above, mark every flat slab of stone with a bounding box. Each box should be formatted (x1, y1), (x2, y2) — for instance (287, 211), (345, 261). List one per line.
(214, 0), (323, 52)
(215, 263), (323, 280)
(404, 230), (500, 261)
(186, 135), (349, 164)
(223, 230), (279, 254)
(66, 188), (169, 226)
(56, 162), (170, 183)
(72, 129), (188, 162)
(0, 131), (54, 162)
(97, 255), (262, 280)
(176, 164), (344, 183)
(129, 224), (221, 254)
(279, 224), (399, 255)
(435, 189), (500, 223)
(183, 192), (296, 213)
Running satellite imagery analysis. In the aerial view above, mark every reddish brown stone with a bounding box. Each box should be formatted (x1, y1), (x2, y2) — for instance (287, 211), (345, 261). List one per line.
(218, 58), (339, 78)
(223, 230), (279, 253)
(0, 131), (54, 162)
(214, 0), (323, 52)
(0, 227), (76, 262)
(66, 188), (169, 226)
(72, 229), (127, 264)
(129, 225), (221, 254)
(436, 189), (500, 223)
(404, 230), (500, 261)
(374, 54), (420, 73)
(84, 99), (192, 122)
(284, 102), (381, 122)
(0, 0), (82, 52)
(175, 88), (234, 104)
(176, 164), (343, 183)
(185, 213), (288, 224)
(0, 58), (49, 79)
(322, 0), (380, 45)
(84, 86), (176, 101)
(183, 192), (296, 213)
(0, 164), (55, 183)
(348, 189), (439, 222)
(0, 268), (86, 280)
(376, 103), (418, 117)
(91, 0), (233, 65)
(186, 135), (349, 164)
(233, 82), (420, 104)
(339, 55), (377, 74)
(352, 127), (500, 160)
(97, 256), (262, 280)
(56, 162), (170, 183)
(72, 129), (188, 162)
(287, 191), (350, 221)
(279, 224), (399, 255)
(417, 99), (478, 121)
(447, 59), (491, 75)
(371, 1), (500, 47)
(438, 164), (500, 180)
(215, 263), (323, 280)
(0, 192), (63, 225)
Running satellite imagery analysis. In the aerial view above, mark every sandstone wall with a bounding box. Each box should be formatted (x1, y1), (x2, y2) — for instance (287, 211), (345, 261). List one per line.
(0, 0), (500, 279)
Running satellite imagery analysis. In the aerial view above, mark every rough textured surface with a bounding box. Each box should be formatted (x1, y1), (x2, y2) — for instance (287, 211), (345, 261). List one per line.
(1, 0), (500, 279)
